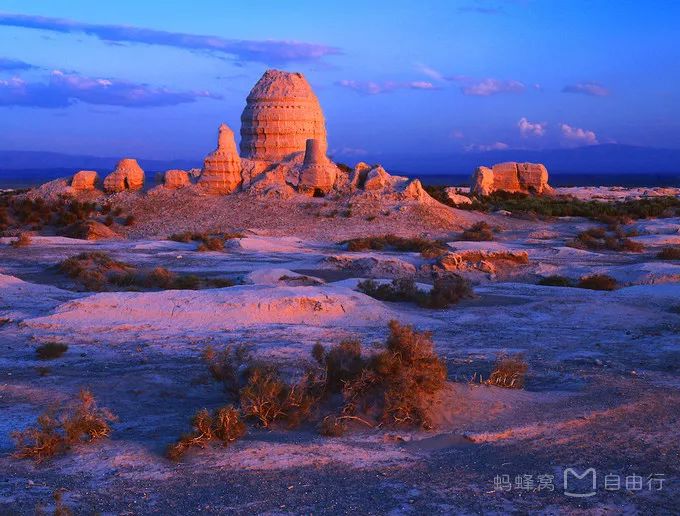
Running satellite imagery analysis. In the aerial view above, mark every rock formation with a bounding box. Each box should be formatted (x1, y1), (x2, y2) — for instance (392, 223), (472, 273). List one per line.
(163, 169), (190, 189)
(298, 139), (337, 195)
(363, 166), (391, 191)
(199, 123), (242, 194)
(349, 162), (372, 190)
(103, 159), (145, 193)
(70, 171), (98, 192)
(240, 70), (327, 162)
(471, 162), (552, 196)
(444, 187), (473, 205)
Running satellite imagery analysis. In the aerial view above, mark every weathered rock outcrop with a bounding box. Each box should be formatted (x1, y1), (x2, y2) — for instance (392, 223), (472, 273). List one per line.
(70, 171), (98, 191)
(349, 162), (372, 190)
(103, 159), (145, 193)
(163, 169), (190, 189)
(471, 162), (552, 196)
(240, 70), (327, 162)
(199, 123), (242, 194)
(444, 187), (473, 205)
(298, 139), (337, 195)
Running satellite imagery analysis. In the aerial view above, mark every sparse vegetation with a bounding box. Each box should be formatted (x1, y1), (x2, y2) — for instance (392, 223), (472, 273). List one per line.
(578, 274), (618, 291)
(36, 342), (68, 360)
(657, 246), (680, 260)
(460, 221), (497, 241)
(357, 276), (472, 309)
(342, 234), (447, 258)
(485, 354), (528, 389)
(174, 321), (449, 456)
(58, 252), (231, 291)
(167, 406), (246, 461)
(169, 232), (243, 251)
(12, 389), (116, 463)
(424, 186), (680, 222)
(538, 275), (574, 287)
(9, 232), (32, 248)
(567, 226), (644, 252)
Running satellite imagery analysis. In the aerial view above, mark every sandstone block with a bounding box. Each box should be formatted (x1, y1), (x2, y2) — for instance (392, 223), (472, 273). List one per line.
(199, 123), (242, 195)
(103, 159), (145, 193)
(70, 170), (98, 191)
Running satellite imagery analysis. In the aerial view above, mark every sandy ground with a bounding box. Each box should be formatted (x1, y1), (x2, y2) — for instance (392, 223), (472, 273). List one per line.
(0, 190), (679, 514)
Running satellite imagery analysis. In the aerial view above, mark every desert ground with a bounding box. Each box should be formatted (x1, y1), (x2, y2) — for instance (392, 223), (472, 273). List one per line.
(1, 187), (679, 514)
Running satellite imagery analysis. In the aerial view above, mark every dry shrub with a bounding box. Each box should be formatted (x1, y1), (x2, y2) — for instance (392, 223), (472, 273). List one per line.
(486, 354), (528, 389)
(578, 274), (618, 291)
(167, 406), (245, 461)
(460, 222), (496, 241)
(657, 246), (680, 260)
(239, 366), (319, 428)
(316, 321), (447, 430)
(169, 232), (243, 251)
(123, 215), (135, 226)
(203, 343), (253, 395)
(358, 276), (471, 309)
(344, 320), (446, 428)
(568, 227), (644, 253)
(10, 232), (32, 248)
(36, 342), (68, 360)
(343, 234), (447, 258)
(12, 389), (116, 463)
(538, 275), (573, 287)
(59, 251), (133, 291)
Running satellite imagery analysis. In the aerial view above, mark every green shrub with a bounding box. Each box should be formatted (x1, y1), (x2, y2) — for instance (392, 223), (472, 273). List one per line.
(343, 234), (447, 258)
(357, 276), (472, 309)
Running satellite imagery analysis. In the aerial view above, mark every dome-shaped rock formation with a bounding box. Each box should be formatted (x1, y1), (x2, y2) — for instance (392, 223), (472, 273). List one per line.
(471, 162), (552, 196)
(163, 169), (191, 189)
(70, 170), (98, 191)
(298, 139), (337, 195)
(103, 159), (145, 193)
(240, 70), (327, 162)
(199, 123), (242, 194)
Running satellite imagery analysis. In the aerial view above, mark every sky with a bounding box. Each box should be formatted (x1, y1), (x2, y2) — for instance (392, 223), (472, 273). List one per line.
(0, 0), (679, 167)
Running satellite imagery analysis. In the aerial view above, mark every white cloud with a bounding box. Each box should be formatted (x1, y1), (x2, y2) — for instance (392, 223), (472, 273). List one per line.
(415, 63), (445, 82)
(560, 123), (598, 145)
(461, 78), (525, 96)
(465, 141), (509, 152)
(562, 82), (610, 97)
(336, 79), (436, 95)
(518, 117), (547, 137)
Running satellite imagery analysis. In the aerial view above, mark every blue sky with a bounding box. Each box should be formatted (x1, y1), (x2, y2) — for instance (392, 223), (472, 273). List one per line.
(0, 0), (678, 165)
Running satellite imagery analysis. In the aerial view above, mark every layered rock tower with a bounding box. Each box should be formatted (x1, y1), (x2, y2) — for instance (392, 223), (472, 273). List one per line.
(298, 138), (337, 194)
(199, 123), (242, 194)
(240, 70), (327, 162)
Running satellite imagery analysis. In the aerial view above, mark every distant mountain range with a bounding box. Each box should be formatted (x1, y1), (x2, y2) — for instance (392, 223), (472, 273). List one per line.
(0, 144), (678, 188)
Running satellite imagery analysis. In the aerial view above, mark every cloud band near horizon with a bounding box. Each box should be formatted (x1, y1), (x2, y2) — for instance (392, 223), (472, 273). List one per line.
(0, 12), (341, 64)
(0, 70), (221, 108)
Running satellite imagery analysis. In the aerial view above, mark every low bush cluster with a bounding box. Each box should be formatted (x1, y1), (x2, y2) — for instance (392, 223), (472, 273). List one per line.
(9, 232), (32, 248)
(537, 275), (574, 287)
(169, 232), (243, 252)
(166, 406), (246, 461)
(657, 246), (680, 260)
(36, 342), (68, 360)
(170, 321), (449, 458)
(342, 234), (447, 258)
(12, 389), (116, 463)
(485, 355), (528, 389)
(460, 221), (497, 241)
(58, 252), (233, 291)
(357, 276), (472, 309)
(577, 274), (618, 291)
(424, 186), (680, 222)
(567, 226), (644, 252)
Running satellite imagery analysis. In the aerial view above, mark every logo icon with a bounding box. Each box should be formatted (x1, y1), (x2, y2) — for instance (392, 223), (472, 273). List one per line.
(564, 468), (597, 498)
